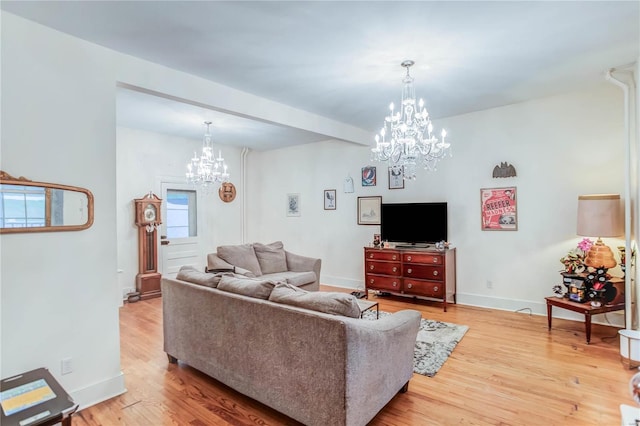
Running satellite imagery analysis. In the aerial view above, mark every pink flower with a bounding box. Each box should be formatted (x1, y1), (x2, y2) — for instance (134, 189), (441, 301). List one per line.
(577, 238), (594, 252)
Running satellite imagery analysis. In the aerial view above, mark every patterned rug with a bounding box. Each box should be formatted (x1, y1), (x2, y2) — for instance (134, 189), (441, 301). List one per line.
(362, 310), (468, 377)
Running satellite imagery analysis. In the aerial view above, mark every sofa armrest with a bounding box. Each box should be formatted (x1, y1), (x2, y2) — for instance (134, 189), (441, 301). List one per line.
(285, 251), (321, 282)
(343, 310), (421, 425)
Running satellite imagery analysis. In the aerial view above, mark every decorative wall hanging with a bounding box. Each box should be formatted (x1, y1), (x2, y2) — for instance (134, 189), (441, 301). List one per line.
(388, 166), (405, 189)
(361, 166), (377, 186)
(343, 175), (354, 193)
(287, 193), (300, 217)
(324, 189), (336, 210)
(492, 162), (517, 178)
(358, 196), (382, 225)
(218, 182), (237, 203)
(480, 187), (517, 231)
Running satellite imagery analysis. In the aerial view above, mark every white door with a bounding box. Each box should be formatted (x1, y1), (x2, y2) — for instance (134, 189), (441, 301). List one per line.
(160, 181), (201, 277)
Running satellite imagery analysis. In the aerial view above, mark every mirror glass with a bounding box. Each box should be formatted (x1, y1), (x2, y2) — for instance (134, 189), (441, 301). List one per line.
(0, 172), (94, 233)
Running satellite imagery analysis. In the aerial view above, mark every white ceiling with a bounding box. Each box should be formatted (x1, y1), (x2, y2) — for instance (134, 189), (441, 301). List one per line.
(3, 1), (639, 150)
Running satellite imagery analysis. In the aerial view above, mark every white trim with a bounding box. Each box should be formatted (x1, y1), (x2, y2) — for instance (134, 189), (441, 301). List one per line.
(71, 371), (126, 411)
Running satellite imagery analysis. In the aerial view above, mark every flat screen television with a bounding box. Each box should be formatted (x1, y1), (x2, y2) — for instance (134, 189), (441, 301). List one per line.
(381, 202), (447, 246)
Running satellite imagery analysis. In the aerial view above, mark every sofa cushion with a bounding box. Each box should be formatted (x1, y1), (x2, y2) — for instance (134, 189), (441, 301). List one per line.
(253, 241), (288, 274)
(176, 265), (222, 288)
(217, 275), (276, 300)
(206, 253), (235, 273)
(265, 271), (317, 287)
(217, 244), (262, 276)
(269, 283), (361, 318)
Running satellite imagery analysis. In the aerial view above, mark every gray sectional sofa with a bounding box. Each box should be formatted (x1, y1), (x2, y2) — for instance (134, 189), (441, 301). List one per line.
(162, 271), (421, 426)
(206, 241), (321, 291)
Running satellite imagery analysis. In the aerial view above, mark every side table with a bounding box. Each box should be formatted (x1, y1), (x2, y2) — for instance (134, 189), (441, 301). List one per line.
(1, 367), (77, 426)
(357, 299), (379, 319)
(545, 296), (625, 344)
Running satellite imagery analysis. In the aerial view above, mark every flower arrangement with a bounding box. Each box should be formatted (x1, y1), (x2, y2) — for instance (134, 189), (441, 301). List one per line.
(560, 238), (593, 274)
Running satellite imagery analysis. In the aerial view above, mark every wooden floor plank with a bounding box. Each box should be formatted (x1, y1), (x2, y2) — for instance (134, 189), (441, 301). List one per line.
(73, 286), (635, 425)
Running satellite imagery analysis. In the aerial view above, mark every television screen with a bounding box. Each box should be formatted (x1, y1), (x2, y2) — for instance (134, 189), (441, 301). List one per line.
(381, 202), (447, 245)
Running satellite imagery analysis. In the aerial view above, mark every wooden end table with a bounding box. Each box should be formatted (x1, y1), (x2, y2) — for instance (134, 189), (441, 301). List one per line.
(545, 296), (625, 344)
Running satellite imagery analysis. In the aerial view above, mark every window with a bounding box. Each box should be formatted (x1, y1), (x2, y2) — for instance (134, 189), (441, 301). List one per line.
(166, 190), (197, 238)
(0, 185), (47, 228)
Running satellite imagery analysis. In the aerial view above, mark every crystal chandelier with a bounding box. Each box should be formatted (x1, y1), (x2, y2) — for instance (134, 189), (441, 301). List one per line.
(186, 121), (230, 189)
(371, 60), (451, 180)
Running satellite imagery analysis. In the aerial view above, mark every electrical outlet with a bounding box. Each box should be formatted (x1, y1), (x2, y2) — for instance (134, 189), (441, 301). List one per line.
(61, 358), (73, 375)
(486, 280), (493, 289)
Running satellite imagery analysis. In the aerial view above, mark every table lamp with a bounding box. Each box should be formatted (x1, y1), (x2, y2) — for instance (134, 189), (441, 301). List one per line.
(576, 194), (624, 269)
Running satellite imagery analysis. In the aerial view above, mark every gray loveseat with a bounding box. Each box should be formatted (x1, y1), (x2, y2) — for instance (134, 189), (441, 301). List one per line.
(162, 275), (421, 426)
(207, 241), (321, 291)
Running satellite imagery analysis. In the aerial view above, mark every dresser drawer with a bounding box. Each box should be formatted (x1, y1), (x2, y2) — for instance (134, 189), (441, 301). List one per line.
(365, 250), (400, 261)
(366, 274), (401, 291)
(403, 279), (444, 298)
(366, 261), (401, 276)
(403, 264), (444, 281)
(403, 252), (443, 265)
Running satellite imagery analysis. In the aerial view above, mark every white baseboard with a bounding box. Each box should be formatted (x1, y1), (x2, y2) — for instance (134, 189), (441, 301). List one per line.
(320, 275), (362, 290)
(71, 371), (127, 411)
(457, 292), (625, 327)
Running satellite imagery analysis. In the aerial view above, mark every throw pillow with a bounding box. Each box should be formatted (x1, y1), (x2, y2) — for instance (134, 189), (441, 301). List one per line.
(206, 253), (235, 273)
(176, 265), (222, 288)
(217, 244), (262, 276)
(253, 241), (288, 275)
(217, 275), (276, 300)
(269, 283), (361, 318)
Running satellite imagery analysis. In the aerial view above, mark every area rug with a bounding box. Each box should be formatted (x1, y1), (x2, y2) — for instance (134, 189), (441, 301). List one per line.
(362, 310), (468, 377)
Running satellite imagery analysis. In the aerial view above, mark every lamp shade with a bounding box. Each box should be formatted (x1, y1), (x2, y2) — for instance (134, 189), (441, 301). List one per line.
(576, 194), (623, 237)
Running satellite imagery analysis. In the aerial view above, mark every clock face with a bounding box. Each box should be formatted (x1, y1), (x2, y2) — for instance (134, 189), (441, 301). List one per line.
(144, 204), (156, 222)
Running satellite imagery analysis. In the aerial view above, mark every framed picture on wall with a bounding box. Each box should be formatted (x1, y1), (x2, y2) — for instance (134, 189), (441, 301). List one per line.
(324, 189), (336, 210)
(358, 196), (382, 225)
(287, 193), (301, 217)
(388, 166), (404, 189)
(480, 187), (517, 231)
(361, 166), (377, 186)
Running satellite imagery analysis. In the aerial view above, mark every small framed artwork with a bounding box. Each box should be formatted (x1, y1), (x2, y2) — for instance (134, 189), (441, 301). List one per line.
(480, 187), (517, 231)
(361, 166), (377, 186)
(358, 196), (382, 225)
(287, 193), (301, 217)
(324, 189), (336, 210)
(388, 166), (404, 189)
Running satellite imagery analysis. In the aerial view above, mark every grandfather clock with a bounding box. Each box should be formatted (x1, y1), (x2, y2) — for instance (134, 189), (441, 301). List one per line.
(134, 191), (163, 300)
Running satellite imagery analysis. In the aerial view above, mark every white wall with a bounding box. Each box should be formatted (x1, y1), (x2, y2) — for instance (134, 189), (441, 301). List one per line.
(1, 12), (125, 406)
(247, 84), (626, 322)
(116, 126), (243, 297)
(1, 11), (358, 409)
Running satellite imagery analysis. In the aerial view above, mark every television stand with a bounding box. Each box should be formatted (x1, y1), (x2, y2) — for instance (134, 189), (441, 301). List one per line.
(364, 246), (456, 311)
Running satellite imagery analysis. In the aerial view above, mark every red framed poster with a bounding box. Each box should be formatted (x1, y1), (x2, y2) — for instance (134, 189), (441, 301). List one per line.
(480, 187), (517, 231)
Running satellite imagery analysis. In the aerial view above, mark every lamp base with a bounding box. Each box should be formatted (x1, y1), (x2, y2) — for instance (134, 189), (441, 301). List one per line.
(584, 238), (617, 269)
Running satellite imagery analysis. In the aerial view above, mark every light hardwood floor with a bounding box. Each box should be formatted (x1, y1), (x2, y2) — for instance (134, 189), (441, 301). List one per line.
(75, 287), (636, 425)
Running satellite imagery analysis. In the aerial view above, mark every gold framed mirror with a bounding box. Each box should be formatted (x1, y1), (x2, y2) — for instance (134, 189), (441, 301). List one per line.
(0, 171), (94, 234)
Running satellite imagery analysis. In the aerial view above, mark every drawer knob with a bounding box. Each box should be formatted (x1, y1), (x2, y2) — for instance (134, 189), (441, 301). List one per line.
(370, 279), (374, 284)
(393, 282), (397, 287)
(433, 270), (439, 276)
(407, 268), (412, 274)
(432, 257), (438, 263)
(392, 255), (397, 260)
(433, 286), (439, 292)
(407, 256), (412, 261)
(370, 265), (375, 270)
(392, 267), (398, 273)
(407, 283), (413, 289)
(369, 254), (374, 258)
